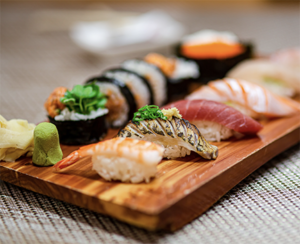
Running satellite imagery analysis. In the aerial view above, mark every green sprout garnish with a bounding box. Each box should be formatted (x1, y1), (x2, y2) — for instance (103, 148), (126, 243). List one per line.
(132, 105), (167, 123)
(60, 82), (107, 115)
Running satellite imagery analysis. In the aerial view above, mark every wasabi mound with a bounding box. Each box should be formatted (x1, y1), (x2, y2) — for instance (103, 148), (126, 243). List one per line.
(32, 122), (63, 166)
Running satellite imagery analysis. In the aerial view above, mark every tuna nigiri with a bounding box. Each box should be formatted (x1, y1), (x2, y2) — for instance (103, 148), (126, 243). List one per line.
(162, 99), (263, 142)
(186, 78), (300, 119)
(54, 138), (164, 183)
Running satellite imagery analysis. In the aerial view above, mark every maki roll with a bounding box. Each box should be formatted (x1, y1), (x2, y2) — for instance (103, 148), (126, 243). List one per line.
(45, 84), (108, 145)
(175, 29), (253, 84)
(122, 59), (167, 106)
(102, 68), (154, 109)
(144, 53), (200, 100)
(86, 76), (137, 128)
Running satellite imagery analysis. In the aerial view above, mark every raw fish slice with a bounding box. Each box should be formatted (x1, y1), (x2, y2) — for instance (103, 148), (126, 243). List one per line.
(162, 99), (263, 135)
(186, 78), (300, 119)
(227, 59), (300, 97)
(118, 117), (218, 160)
(270, 47), (300, 71)
(54, 138), (164, 183)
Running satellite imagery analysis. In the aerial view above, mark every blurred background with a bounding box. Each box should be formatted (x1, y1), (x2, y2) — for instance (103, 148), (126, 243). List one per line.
(1, 0), (299, 123)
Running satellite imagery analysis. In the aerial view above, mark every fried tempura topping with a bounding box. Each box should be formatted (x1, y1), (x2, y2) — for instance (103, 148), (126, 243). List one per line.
(44, 87), (67, 118)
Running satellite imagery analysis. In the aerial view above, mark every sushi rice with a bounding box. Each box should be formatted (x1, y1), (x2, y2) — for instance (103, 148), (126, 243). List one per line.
(171, 57), (199, 82)
(192, 120), (243, 142)
(54, 107), (108, 121)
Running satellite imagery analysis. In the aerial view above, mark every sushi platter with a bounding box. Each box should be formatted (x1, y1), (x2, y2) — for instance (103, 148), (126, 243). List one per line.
(1, 113), (299, 231)
(1, 30), (300, 231)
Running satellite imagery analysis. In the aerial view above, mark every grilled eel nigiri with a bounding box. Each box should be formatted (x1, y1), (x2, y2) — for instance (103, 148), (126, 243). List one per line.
(118, 116), (218, 160)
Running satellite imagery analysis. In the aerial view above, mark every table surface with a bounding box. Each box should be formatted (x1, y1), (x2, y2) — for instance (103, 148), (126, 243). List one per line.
(1, 2), (300, 244)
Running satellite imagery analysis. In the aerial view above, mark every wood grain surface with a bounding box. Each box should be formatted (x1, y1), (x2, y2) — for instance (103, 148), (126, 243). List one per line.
(1, 114), (300, 231)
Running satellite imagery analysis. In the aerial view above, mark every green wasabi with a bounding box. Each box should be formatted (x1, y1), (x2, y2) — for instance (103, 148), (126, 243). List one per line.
(32, 122), (63, 166)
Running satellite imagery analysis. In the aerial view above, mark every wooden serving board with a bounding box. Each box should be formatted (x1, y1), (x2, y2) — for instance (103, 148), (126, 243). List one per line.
(1, 114), (300, 231)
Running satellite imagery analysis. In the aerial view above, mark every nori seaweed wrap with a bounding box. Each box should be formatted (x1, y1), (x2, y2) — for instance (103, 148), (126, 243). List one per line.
(121, 59), (168, 106)
(49, 115), (108, 145)
(103, 68), (154, 108)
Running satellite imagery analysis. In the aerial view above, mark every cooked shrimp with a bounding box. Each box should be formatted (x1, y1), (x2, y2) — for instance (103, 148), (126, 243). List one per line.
(187, 78), (300, 118)
(54, 138), (164, 183)
(44, 87), (68, 118)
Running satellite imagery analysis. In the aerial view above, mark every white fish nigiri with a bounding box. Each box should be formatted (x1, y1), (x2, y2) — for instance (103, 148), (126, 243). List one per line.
(270, 47), (300, 71)
(54, 138), (164, 183)
(227, 59), (300, 97)
(186, 78), (300, 119)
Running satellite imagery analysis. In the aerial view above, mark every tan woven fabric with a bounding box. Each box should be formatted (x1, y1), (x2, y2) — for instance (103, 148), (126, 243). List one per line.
(1, 3), (300, 244)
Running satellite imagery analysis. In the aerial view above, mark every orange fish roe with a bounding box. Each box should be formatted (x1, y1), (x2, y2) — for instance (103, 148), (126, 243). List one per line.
(144, 53), (176, 77)
(181, 42), (245, 59)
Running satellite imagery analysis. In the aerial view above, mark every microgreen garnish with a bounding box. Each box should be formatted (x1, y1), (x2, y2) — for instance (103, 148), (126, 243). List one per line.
(60, 83), (107, 115)
(132, 105), (167, 123)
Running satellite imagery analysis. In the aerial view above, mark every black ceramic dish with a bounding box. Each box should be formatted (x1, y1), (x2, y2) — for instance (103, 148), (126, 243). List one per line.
(49, 115), (108, 145)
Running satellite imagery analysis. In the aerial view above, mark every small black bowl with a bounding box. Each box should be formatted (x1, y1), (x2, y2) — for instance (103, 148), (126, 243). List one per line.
(48, 115), (108, 145)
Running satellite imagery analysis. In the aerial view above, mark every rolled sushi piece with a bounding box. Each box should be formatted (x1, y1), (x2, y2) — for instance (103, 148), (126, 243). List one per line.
(118, 105), (218, 160)
(102, 68), (154, 109)
(144, 53), (200, 99)
(86, 76), (137, 128)
(121, 59), (167, 106)
(45, 85), (108, 145)
(54, 137), (164, 183)
(162, 99), (263, 142)
(175, 29), (253, 83)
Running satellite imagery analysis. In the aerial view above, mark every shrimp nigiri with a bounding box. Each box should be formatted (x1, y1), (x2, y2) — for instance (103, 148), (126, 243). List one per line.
(186, 78), (300, 119)
(54, 138), (164, 183)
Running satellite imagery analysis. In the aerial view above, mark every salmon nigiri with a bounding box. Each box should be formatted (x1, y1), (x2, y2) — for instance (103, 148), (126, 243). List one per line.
(162, 99), (263, 142)
(54, 138), (164, 183)
(186, 78), (300, 119)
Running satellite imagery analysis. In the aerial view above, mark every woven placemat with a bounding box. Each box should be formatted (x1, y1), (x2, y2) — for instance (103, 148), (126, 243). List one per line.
(1, 3), (300, 244)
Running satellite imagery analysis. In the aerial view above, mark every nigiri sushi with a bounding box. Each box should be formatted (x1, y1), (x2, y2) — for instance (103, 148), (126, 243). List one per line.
(54, 138), (164, 183)
(162, 99), (263, 142)
(227, 59), (300, 97)
(270, 47), (300, 71)
(118, 106), (218, 160)
(186, 78), (300, 119)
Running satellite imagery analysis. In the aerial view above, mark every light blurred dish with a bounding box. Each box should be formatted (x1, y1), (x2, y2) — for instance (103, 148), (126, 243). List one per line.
(70, 10), (186, 58)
